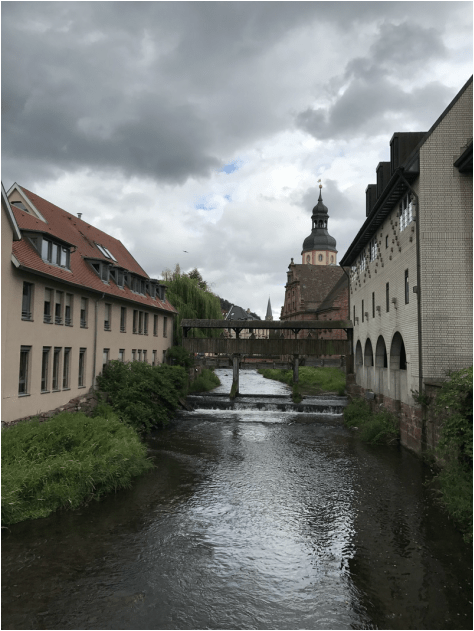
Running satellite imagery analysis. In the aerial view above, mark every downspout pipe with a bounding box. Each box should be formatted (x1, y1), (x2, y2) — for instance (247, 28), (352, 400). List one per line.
(92, 293), (105, 388)
(340, 265), (353, 374)
(398, 169), (423, 397)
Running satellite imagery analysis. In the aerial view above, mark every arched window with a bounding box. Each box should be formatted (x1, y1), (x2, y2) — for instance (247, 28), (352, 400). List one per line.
(375, 335), (388, 368)
(318, 254), (323, 262)
(390, 332), (407, 370)
(306, 255), (311, 263)
(364, 338), (374, 366)
(319, 220), (323, 228)
(330, 255), (334, 263)
(355, 340), (363, 366)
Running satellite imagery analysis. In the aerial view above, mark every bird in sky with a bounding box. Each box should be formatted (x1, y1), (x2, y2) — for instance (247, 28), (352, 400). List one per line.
(183, 250), (188, 253)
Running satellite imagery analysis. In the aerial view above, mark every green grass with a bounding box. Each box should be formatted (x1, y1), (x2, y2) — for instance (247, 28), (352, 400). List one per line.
(2, 410), (153, 526)
(258, 366), (346, 396)
(189, 368), (221, 393)
(343, 397), (399, 444)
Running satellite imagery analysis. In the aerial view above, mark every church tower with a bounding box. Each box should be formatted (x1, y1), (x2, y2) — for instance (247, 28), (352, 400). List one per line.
(301, 185), (337, 266)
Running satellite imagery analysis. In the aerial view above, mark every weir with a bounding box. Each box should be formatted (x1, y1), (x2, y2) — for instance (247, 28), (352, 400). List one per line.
(181, 318), (353, 397)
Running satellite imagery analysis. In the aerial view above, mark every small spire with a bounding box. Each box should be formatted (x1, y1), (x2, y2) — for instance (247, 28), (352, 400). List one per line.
(265, 297), (273, 321)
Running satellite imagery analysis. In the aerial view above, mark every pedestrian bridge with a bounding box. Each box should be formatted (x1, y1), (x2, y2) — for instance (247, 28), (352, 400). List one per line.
(181, 319), (353, 396)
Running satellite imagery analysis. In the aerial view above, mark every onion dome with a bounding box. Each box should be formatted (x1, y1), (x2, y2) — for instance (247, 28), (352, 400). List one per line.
(302, 188), (337, 253)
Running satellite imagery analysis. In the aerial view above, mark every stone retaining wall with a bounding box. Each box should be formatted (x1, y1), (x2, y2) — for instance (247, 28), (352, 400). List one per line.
(346, 374), (444, 454)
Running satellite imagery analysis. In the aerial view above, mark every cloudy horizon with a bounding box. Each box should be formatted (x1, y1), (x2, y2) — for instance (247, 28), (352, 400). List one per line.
(2, 1), (472, 317)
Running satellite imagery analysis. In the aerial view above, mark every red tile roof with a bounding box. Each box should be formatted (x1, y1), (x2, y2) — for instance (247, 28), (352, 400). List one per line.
(11, 186), (177, 314)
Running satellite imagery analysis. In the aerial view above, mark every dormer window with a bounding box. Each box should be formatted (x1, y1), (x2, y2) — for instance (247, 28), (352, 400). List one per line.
(41, 238), (71, 270)
(110, 268), (125, 289)
(95, 243), (117, 262)
(399, 194), (413, 232)
(89, 260), (110, 283)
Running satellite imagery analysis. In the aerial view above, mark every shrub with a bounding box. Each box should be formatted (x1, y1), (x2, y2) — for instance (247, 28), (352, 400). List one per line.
(167, 345), (194, 369)
(344, 398), (399, 444)
(432, 366), (473, 541)
(2, 411), (153, 525)
(96, 361), (188, 434)
(189, 368), (221, 393)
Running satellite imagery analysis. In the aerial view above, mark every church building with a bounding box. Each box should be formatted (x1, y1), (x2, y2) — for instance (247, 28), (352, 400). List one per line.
(280, 186), (349, 345)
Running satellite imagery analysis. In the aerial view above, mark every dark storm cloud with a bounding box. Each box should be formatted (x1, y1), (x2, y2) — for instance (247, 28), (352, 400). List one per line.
(295, 20), (452, 140)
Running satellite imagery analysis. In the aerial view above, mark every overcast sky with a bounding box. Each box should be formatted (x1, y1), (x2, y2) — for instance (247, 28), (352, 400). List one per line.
(2, 2), (472, 318)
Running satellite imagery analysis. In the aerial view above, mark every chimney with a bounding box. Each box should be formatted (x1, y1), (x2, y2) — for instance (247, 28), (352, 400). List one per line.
(77, 213), (82, 219)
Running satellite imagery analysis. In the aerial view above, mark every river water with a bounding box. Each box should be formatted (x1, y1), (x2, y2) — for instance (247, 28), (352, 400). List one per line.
(2, 369), (472, 630)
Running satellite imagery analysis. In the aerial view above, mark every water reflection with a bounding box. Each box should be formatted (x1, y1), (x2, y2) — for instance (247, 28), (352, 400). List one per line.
(2, 370), (472, 630)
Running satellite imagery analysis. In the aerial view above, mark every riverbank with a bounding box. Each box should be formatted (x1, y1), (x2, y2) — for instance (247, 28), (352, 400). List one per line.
(258, 366), (346, 397)
(1, 410), (153, 526)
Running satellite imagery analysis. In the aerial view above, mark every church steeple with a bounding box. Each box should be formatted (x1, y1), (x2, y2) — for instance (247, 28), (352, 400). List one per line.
(265, 297), (273, 321)
(301, 183), (337, 266)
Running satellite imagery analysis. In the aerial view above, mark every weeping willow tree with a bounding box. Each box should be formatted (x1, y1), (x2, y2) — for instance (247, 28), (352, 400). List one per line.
(162, 268), (223, 345)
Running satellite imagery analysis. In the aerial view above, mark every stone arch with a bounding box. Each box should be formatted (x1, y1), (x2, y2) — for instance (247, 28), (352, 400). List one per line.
(375, 335), (388, 368)
(364, 338), (374, 366)
(355, 340), (363, 365)
(390, 331), (407, 370)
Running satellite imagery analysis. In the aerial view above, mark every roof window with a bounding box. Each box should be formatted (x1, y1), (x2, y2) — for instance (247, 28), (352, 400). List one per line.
(95, 243), (117, 262)
(11, 201), (28, 212)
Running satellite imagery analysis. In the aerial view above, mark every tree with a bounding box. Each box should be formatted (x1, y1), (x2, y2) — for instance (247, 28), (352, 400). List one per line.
(161, 264), (223, 345)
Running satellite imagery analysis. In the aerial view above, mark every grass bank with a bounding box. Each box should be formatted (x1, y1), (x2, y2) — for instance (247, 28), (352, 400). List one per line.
(189, 368), (221, 393)
(258, 366), (346, 397)
(2, 410), (153, 526)
(343, 397), (399, 445)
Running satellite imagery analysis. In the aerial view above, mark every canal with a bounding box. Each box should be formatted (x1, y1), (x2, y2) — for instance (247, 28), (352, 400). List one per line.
(2, 369), (472, 630)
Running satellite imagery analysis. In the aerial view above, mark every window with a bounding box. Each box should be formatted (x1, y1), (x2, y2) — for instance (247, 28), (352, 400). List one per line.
(52, 347), (61, 391)
(399, 194), (413, 232)
(104, 303), (111, 331)
(22, 282), (34, 320)
(138, 349), (142, 361)
(372, 292), (375, 318)
(138, 311), (143, 335)
(163, 316), (168, 337)
(41, 238), (70, 269)
(95, 243), (117, 262)
(119, 349), (125, 362)
(65, 294), (73, 326)
(120, 307), (126, 332)
(102, 349), (109, 372)
(78, 348), (86, 387)
(143, 350), (147, 363)
(370, 237), (378, 261)
(385, 235), (389, 249)
(405, 269), (409, 304)
(41, 347), (50, 392)
(132, 349), (136, 361)
(144, 313), (148, 335)
(358, 251), (366, 272)
(80, 298), (88, 328)
(55, 291), (63, 325)
(318, 254), (323, 262)
(361, 300), (364, 323)
(18, 346), (31, 395)
(152, 350), (157, 366)
(44, 288), (52, 323)
(133, 310), (138, 334)
(63, 348), (71, 389)
(153, 314), (158, 336)
(386, 283), (390, 312)
(353, 306), (355, 324)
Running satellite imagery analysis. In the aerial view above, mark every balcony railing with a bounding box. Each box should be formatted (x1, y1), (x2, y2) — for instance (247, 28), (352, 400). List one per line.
(22, 310), (32, 321)
(44, 314), (52, 324)
(104, 321), (111, 331)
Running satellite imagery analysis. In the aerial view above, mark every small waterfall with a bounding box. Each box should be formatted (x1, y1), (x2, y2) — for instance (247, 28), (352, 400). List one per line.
(186, 393), (347, 416)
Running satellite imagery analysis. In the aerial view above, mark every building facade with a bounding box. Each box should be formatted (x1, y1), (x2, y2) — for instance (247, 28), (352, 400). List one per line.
(340, 76), (473, 452)
(281, 189), (349, 348)
(2, 184), (177, 425)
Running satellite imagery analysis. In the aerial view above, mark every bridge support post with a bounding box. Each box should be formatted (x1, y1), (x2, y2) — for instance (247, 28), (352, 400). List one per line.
(293, 355), (299, 383)
(231, 354), (240, 398)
